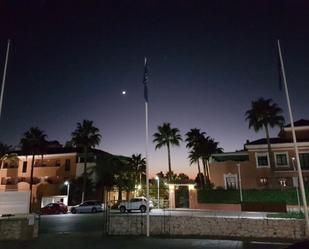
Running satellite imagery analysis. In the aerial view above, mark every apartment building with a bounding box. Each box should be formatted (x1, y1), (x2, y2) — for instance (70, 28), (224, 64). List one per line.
(0, 146), (111, 209)
(209, 119), (309, 189)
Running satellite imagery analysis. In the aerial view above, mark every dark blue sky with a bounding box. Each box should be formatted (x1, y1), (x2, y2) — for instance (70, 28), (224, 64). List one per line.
(1, 0), (309, 177)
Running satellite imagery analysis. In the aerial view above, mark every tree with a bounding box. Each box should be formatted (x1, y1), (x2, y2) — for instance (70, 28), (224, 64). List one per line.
(199, 137), (223, 181)
(128, 154), (146, 188)
(153, 123), (182, 181)
(186, 129), (222, 187)
(0, 142), (12, 157)
(112, 156), (135, 201)
(71, 120), (101, 202)
(20, 127), (47, 212)
(185, 129), (205, 187)
(245, 98), (285, 186)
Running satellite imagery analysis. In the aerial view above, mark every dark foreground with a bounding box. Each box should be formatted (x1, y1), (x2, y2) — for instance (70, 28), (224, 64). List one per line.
(0, 233), (293, 249)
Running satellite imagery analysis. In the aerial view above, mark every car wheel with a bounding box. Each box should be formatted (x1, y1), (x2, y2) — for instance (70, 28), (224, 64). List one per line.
(140, 205), (146, 213)
(91, 207), (97, 213)
(119, 206), (126, 213)
(71, 208), (76, 214)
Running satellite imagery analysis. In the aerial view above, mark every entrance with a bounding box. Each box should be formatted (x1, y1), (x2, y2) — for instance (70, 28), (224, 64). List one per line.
(175, 186), (189, 208)
(226, 176), (237, 190)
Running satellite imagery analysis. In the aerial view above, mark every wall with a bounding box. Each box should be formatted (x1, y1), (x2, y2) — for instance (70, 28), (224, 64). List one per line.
(0, 191), (30, 215)
(108, 215), (305, 240)
(0, 214), (39, 240)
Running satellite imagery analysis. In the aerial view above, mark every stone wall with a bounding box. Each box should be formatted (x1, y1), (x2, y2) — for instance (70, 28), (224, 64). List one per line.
(108, 215), (305, 240)
(0, 214), (39, 240)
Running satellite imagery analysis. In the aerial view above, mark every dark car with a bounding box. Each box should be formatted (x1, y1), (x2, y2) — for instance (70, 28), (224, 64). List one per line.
(41, 202), (68, 215)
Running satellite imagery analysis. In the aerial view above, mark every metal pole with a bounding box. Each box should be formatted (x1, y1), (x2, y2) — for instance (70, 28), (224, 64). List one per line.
(237, 163), (243, 202)
(144, 57), (150, 237)
(292, 157), (301, 212)
(0, 39), (11, 119)
(157, 177), (160, 209)
(278, 40), (309, 236)
(67, 183), (70, 205)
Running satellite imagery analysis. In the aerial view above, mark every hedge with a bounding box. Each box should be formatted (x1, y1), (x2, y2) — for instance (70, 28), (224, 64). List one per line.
(197, 188), (309, 205)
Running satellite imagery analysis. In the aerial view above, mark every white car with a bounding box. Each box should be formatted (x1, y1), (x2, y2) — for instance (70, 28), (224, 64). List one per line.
(70, 200), (104, 214)
(118, 197), (153, 213)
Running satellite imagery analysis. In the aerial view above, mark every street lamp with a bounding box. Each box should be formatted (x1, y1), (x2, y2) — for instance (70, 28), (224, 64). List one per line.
(64, 181), (70, 206)
(155, 176), (160, 209)
(292, 157), (301, 212)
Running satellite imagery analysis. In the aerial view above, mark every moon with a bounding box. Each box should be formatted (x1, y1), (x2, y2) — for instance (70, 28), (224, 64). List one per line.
(122, 90), (126, 95)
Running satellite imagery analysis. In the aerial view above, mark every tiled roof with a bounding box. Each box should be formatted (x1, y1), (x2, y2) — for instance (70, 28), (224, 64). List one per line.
(284, 119), (309, 128)
(246, 137), (309, 145)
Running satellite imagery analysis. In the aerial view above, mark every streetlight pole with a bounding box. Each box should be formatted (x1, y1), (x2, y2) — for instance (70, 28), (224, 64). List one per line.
(237, 163), (243, 202)
(64, 181), (70, 206)
(155, 176), (160, 209)
(292, 157), (301, 212)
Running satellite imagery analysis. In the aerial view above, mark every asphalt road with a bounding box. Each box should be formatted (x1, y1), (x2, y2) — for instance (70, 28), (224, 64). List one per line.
(0, 234), (293, 249)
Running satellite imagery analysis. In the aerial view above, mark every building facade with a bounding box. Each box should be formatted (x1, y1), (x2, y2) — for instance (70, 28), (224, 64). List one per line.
(209, 119), (309, 189)
(0, 147), (115, 210)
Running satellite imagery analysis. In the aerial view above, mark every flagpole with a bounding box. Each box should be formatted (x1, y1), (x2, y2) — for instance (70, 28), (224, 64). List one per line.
(144, 57), (150, 237)
(278, 39), (309, 236)
(0, 39), (11, 119)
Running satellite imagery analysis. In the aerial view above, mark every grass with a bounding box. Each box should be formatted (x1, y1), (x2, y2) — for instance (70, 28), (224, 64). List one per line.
(198, 188), (309, 205)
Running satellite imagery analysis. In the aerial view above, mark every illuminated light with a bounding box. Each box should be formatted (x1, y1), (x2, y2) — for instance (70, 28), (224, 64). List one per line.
(122, 90), (126, 95)
(137, 184), (141, 190)
(168, 184), (174, 191)
(188, 184), (195, 191)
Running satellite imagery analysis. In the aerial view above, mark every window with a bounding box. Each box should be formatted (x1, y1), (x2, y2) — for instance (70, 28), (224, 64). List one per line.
(299, 153), (309, 170)
(255, 152), (269, 167)
(22, 161), (27, 173)
(275, 152), (289, 167)
(65, 159), (70, 171)
(55, 160), (61, 167)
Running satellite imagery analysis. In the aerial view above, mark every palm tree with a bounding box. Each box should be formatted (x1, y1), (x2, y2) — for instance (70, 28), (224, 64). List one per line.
(20, 127), (47, 212)
(199, 137), (223, 181)
(128, 154), (146, 188)
(71, 120), (101, 202)
(185, 129), (205, 187)
(153, 123), (182, 181)
(245, 97), (285, 185)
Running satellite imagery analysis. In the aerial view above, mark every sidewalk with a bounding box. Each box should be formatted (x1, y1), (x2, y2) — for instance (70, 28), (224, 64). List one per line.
(0, 233), (291, 249)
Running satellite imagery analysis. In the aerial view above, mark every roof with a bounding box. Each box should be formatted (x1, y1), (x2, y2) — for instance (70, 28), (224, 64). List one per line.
(284, 119), (309, 128)
(210, 151), (249, 162)
(12, 147), (113, 157)
(245, 137), (309, 146)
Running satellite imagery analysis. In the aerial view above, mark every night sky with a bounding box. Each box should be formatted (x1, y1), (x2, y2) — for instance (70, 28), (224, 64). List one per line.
(1, 0), (309, 178)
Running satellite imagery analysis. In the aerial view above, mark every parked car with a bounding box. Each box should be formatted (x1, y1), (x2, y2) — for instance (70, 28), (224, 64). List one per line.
(70, 200), (104, 214)
(41, 202), (68, 215)
(118, 197), (153, 213)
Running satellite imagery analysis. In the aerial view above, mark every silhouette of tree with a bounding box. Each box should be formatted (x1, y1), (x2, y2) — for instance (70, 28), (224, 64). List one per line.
(153, 123), (182, 181)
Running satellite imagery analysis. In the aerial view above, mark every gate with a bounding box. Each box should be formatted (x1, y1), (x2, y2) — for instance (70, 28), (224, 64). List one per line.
(175, 185), (189, 208)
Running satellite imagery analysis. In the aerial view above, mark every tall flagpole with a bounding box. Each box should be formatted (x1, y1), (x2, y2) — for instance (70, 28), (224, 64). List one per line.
(143, 57), (150, 237)
(278, 40), (309, 236)
(0, 39), (11, 119)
